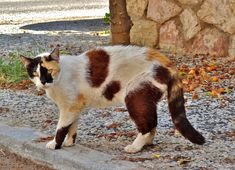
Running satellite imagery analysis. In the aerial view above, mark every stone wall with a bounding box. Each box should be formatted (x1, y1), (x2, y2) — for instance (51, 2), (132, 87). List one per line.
(127, 0), (235, 57)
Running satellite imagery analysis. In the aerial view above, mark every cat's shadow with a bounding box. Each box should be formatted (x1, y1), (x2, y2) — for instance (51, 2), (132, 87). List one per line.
(20, 18), (109, 32)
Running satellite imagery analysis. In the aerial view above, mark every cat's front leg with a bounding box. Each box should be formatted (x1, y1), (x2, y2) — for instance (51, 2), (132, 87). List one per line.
(63, 120), (78, 147)
(46, 111), (78, 150)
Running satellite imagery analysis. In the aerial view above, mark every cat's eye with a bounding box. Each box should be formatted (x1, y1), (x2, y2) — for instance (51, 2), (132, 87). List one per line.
(33, 72), (39, 76)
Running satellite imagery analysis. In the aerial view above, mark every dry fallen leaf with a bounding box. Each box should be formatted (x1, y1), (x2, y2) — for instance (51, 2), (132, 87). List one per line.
(188, 69), (195, 75)
(207, 65), (216, 72)
(211, 76), (219, 82)
(119, 156), (153, 162)
(174, 155), (192, 165)
(152, 153), (161, 159)
(0, 107), (10, 113)
(177, 158), (192, 165)
(174, 130), (182, 137)
(211, 90), (219, 97)
(192, 91), (199, 100)
(217, 88), (225, 94)
(106, 122), (120, 129)
(182, 79), (189, 85)
(33, 136), (54, 143)
(114, 108), (127, 112)
(189, 84), (195, 91)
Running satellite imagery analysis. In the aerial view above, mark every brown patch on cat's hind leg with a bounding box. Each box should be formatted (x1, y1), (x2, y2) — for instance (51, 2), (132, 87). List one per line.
(124, 82), (162, 153)
(125, 83), (162, 134)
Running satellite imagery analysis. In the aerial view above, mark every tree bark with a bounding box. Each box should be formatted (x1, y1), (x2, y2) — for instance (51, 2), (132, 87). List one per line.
(109, 0), (132, 45)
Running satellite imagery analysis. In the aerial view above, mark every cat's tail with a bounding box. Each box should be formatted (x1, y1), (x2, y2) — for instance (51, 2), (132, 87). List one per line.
(167, 74), (205, 145)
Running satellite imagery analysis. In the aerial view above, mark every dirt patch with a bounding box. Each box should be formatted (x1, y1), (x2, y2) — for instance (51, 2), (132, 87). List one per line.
(0, 146), (54, 170)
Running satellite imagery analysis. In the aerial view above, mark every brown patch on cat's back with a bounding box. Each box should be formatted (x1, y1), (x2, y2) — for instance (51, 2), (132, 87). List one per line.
(86, 49), (110, 87)
(41, 57), (60, 77)
(102, 81), (121, 100)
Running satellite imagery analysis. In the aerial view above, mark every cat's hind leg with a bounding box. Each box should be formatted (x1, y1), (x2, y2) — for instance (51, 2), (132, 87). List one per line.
(124, 128), (156, 153)
(124, 82), (163, 153)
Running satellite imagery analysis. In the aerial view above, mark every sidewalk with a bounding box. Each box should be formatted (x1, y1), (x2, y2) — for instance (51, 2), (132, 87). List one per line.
(0, 123), (143, 170)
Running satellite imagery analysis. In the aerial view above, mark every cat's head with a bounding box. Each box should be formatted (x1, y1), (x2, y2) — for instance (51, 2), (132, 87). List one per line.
(20, 47), (60, 89)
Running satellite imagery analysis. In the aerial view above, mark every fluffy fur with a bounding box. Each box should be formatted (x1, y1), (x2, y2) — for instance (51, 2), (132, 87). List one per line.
(21, 45), (205, 153)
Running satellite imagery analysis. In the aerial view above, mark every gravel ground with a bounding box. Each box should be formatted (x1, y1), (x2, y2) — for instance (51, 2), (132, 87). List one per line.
(0, 89), (234, 169)
(0, 18), (235, 169)
(0, 18), (110, 60)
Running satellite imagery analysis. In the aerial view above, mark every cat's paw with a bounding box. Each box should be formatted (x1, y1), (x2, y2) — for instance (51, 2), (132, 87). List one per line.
(46, 140), (57, 150)
(63, 138), (74, 147)
(124, 144), (141, 153)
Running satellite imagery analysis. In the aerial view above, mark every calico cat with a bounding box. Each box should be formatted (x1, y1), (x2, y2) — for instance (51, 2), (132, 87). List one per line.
(20, 45), (205, 153)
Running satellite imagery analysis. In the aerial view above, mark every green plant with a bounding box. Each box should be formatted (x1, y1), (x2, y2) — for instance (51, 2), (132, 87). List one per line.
(0, 52), (28, 85)
(103, 13), (111, 24)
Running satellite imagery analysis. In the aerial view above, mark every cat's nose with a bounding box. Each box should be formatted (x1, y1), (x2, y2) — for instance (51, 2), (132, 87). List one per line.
(41, 80), (46, 85)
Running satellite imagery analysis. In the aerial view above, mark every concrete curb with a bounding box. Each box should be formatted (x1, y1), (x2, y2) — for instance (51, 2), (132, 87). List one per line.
(0, 123), (145, 170)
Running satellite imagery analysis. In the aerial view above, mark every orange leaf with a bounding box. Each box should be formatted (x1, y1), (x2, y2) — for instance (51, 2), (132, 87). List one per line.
(217, 88), (225, 94)
(207, 66), (216, 72)
(106, 122), (120, 129)
(189, 85), (195, 91)
(219, 75), (225, 79)
(192, 92), (199, 99)
(212, 76), (219, 82)
(188, 69), (195, 75)
(211, 90), (219, 97)
(182, 79), (189, 85)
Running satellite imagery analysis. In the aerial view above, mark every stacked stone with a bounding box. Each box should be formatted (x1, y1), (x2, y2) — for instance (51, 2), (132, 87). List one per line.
(127, 0), (235, 57)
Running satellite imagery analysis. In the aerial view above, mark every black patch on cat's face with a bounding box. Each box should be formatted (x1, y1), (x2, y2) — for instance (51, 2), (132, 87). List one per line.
(25, 57), (41, 78)
(39, 64), (53, 85)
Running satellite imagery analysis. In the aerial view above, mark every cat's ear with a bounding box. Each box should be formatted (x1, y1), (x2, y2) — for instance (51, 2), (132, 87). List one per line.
(49, 47), (60, 62)
(20, 55), (32, 67)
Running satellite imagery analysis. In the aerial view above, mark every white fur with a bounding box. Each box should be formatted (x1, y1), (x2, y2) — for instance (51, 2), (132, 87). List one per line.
(34, 45), (169, 151)
(46, 138), (57, 149)
(124, 130), (156, 153)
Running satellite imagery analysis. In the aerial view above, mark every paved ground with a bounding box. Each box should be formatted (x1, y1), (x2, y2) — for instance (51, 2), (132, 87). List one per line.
(0, 0), (109, 24)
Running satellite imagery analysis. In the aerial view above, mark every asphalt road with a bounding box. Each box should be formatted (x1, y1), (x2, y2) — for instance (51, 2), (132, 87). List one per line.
(0, 0), (109, 24)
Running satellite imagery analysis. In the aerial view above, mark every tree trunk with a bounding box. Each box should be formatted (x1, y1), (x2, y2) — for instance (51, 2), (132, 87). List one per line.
(109, 0), (132, 45)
